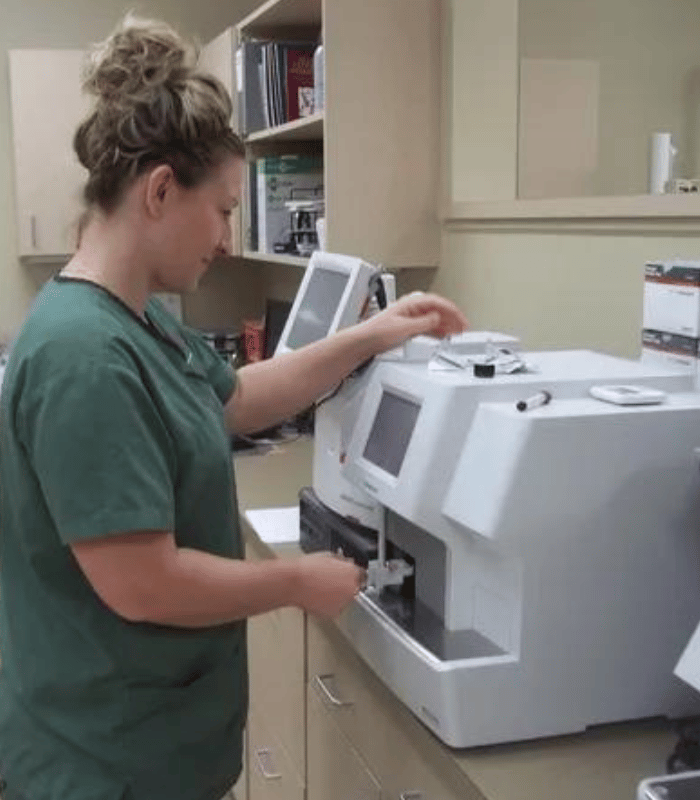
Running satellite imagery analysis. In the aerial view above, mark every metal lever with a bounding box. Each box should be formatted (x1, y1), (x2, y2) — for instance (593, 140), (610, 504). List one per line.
(254, 748), (282, 780)
(314, 674), (354, 707)
(400, 793), (424, 800)
(366, 558), (413, 594)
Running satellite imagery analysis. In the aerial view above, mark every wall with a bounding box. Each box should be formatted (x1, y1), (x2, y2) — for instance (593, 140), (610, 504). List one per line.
(0, 0), (260, 340)
(437, 0), (700, 357)
(436, 227), (700, 357)
(519, 0), (700, 197)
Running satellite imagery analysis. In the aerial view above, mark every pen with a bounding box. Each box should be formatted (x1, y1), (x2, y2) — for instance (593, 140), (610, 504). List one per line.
(516, 390), (552, 412)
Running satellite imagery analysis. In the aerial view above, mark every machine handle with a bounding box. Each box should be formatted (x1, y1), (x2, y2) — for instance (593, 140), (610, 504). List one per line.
(254, 748), (282, 780)
(314, 673), (354, 707)
(30, 215), (38, 250)
(400, 793), (424, 800)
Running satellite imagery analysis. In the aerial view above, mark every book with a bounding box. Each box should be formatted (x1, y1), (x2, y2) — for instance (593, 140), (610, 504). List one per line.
(256, 154), (323, 255)
(236, 41), (266, 135)
(284, 46), (314, 122)
(239, 39), (316, 132)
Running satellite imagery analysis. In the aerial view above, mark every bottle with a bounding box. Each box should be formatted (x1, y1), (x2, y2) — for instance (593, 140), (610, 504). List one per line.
(313, 37), (324, 113)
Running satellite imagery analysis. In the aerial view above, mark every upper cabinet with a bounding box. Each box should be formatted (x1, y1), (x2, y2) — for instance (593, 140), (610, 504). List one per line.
(234, 0), (442, 270)
(9, 39), (243, 262)
(9, 50), (89, 259)
(446, 0), (700, 220)
(9, 3), (441, 264)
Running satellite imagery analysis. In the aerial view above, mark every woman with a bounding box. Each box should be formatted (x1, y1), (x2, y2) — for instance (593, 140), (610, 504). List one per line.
(0, 15), (467, 800)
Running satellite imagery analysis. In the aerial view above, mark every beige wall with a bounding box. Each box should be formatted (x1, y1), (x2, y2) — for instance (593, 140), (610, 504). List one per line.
(519, 0), (700, 197)
(439, 0), (700, 358)
(0, 0), (260, 339)
(435, 228), (700, 358)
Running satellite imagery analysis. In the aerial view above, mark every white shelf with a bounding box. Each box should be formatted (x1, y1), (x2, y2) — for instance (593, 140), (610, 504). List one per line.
(238, 0), (321, 37)
(245, 112), (324, 145)
(243, 250), (310, 268)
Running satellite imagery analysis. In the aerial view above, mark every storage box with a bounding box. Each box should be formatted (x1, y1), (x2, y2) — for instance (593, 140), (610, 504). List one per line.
(256, 155), (323, 255)
(641, 329), (700, 387)
(643, 260), (700, 338)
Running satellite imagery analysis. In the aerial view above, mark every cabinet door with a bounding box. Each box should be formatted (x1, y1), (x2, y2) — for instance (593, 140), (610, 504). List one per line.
(248, 707), (304, 800)
(245, 541), (305, 783)
(247, 605), (305, 781)
(308, 619), (478, 800)
(307, 678), (382, 800)
(9, 49), (88, 258)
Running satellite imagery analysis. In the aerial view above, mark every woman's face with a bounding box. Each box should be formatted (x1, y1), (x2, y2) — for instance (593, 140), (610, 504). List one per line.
(153, 155), (243, 292)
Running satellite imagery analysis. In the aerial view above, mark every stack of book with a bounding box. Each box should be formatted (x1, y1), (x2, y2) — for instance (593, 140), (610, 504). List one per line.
(237, 39), (316, 134)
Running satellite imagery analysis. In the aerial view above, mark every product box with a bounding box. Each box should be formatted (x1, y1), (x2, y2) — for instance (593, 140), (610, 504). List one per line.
(641, 328), (700, 386)
(256, 154), (323, 255)
(643, 260), (700, 338)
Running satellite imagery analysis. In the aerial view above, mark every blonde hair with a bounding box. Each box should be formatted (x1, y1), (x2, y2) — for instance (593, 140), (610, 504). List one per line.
(74, 13), (244, 213)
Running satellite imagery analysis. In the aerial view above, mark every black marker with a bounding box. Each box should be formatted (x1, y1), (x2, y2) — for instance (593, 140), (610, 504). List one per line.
(516, 390), (552, 412)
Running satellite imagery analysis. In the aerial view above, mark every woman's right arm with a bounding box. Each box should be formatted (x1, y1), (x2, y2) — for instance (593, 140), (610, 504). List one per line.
(71, 531), (364, 626)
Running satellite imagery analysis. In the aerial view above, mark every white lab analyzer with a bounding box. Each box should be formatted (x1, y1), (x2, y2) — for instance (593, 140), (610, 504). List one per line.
(325, 349), (700, 747)
(280, 252), (700, 749)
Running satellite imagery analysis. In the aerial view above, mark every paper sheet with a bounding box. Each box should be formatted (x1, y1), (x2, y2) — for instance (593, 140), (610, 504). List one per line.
(245, 506), (300, 544)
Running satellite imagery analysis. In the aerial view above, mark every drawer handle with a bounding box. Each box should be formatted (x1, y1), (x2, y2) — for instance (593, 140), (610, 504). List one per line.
(314, 673), (354, 707)
(400, 793), (424, 800)
(254, 747), (282, 780)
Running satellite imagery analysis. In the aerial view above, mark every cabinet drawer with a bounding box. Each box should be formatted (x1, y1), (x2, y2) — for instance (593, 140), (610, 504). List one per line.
(247, 707), (304, 800)
(247, 606), (305, 781)
(307, 678), (382, 800)
(307, 619), (477, 800)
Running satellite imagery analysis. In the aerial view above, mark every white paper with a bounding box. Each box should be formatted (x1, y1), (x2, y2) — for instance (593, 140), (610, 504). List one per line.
(245, 506), (300, 544)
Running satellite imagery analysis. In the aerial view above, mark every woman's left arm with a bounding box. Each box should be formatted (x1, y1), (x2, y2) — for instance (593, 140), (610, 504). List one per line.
(225, 293), (467, 435)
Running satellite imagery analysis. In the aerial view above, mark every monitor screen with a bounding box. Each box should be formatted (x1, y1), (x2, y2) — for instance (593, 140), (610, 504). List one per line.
(362, 391), (421, 477)
(285, 267), (350, 349)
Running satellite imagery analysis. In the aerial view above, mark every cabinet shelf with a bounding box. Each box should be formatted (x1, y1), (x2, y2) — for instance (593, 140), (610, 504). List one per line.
(245, 112), (324, 145)
(243, 250), (310, 268)
(238, 0), (322, 38)
(235, 0), (440, 271)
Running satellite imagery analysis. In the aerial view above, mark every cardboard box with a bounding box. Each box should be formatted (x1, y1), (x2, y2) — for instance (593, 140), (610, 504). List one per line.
(641, 328), (700, 387)
(643, 260), (700, 338)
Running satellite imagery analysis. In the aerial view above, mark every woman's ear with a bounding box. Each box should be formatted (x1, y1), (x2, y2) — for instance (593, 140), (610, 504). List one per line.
(144, 164), (175, 218)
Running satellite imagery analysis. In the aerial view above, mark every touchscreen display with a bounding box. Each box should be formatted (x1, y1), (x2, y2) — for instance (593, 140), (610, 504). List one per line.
(362, 391), (421, 477)
(286, 268), (349, 349)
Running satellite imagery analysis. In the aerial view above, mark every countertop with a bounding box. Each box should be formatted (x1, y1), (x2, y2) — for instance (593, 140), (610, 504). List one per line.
(234, 438), (678, 800)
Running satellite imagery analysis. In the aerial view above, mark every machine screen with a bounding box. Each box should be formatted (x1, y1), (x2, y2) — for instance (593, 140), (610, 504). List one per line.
(285, 268), (349, 349)
(362, 391), (421, 477)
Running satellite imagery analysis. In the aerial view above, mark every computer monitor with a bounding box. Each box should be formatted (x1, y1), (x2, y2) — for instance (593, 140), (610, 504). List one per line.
(274, 251), (378, 356)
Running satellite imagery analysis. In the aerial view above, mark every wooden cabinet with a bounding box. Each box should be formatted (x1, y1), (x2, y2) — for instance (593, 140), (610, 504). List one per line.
(307, 677), (381, 800)
(235, 0), (441, 271)
(8, 36), (243, 262)
(199, 28), (243, 257)
(247, 705), (304, 800)
(245, 539), (306, 800)
(306, 617), (479, 800)
(9, 49), (88, 259)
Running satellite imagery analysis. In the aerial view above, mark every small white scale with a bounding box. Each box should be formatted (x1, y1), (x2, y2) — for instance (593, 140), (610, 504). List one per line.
(589, 384), (667, 405)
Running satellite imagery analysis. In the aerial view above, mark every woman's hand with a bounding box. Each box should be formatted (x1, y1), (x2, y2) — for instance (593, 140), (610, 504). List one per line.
(293, 552), (366, 619)
(359, 292), (468, 355)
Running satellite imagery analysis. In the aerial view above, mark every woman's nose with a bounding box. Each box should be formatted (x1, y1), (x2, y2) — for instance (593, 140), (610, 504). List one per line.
(216, 221), (233, 257)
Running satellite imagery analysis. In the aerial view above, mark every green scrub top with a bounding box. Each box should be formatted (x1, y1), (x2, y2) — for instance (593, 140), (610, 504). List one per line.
(0, 277), (247, 800)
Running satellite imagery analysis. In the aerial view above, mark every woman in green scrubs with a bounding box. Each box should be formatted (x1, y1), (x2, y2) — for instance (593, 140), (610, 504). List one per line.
(0, 14), (467, 800)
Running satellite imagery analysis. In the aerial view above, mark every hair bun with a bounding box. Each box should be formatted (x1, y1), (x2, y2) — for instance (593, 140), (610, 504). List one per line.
(82, 14), (197, 104)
